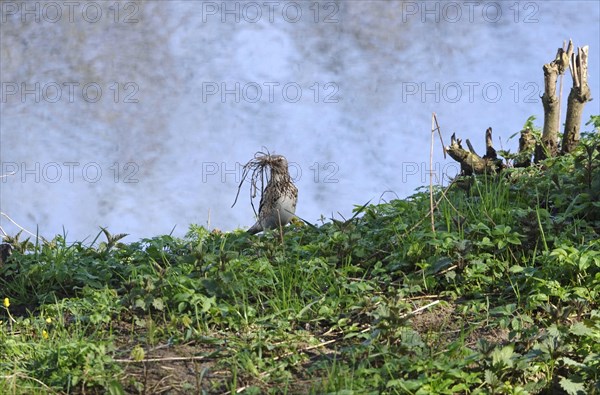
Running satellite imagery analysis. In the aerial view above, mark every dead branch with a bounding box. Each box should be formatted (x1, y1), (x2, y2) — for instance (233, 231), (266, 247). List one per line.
(446, 128), (504, 176)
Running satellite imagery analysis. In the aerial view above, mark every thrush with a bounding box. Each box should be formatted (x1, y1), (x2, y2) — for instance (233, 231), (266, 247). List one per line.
(246, 154), (298, 235)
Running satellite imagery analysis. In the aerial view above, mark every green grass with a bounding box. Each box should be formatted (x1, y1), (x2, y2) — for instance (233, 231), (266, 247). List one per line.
(1, 121), (599, 394)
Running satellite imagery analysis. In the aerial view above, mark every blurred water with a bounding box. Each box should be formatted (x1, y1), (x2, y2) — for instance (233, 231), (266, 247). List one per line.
(1, 1), (599, 241)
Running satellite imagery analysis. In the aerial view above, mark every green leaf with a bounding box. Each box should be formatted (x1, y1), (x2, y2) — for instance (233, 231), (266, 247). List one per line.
(559, 377), (586, 395)
(387, 379), (420, 390)
(559, 357), (585, 368)
(152, 298), (164, 311)
(295, 298), (323, 319)
(108, 380), (125, 395)
(509, 265), (524, 273)
(569, 321), (593, 337)
(134, 298), (147, 310)
(430, 257), (453, 274)
(507, 235), (522, 245)
(491, 345), (515, 368)
(484, 370), (500, 386)
(201, 295), (216, 313)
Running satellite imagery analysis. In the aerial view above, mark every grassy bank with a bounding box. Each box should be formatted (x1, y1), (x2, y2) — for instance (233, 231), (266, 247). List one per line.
(1, 121), (599, 394)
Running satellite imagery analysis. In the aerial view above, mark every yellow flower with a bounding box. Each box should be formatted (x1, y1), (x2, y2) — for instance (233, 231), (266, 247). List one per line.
(3, 298), (9, 308)
(42, 330), (49, 340)
(46, 317), (52, 324)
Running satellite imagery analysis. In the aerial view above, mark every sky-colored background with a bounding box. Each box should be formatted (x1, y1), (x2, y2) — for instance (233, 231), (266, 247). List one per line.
(1, 1), (599, 242)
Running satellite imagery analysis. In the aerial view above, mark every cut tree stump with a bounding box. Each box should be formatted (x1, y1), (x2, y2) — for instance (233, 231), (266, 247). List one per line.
(446, 128), (504, 176)
(515, 127), (536, 168)
(562, 45), (592, 154)
(535, 41), (573, 162)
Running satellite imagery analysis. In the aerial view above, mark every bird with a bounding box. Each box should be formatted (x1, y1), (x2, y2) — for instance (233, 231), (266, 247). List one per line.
(247, 155), (298, 235)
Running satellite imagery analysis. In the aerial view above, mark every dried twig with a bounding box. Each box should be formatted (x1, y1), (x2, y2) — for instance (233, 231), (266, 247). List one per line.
(399, 294), (442, 301)
(231, 148), (278, 217)
(429, 113), (447, 233)
(114, 355), (213, 364)
(400, 300), (441, 318)
(0, 212), (45, 242)
(430, 114), (437, 233)
(0, 172), (16, 179)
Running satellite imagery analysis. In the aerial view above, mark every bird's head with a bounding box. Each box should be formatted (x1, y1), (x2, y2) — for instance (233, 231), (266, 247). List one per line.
(267, 155), (288, 169)
(253, 153), (291, 181)
(232, 151), (293, 209)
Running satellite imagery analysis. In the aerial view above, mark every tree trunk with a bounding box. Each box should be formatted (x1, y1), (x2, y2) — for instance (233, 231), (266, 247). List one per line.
(535, 41), (573, 162)
(562, 46), (592, 154)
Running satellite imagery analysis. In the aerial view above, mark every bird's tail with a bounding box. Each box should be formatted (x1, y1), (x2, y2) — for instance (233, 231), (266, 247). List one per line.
(247, 222), (262, 235)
